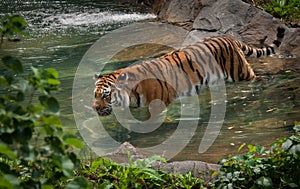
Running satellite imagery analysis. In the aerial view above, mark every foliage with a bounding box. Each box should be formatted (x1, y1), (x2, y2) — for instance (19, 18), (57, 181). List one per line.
(211, 124), (300, 189)
(79, 155), (205, 188)
(0, 15), (28, 44)
(0, 55), (88, 188)
(244, 0), (300, 24)
(264, 0), (300, 22)
(0, 14), (89, 188)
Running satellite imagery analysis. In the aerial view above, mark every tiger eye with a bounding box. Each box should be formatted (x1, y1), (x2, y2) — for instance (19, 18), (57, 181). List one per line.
(118, 73), (127, 80)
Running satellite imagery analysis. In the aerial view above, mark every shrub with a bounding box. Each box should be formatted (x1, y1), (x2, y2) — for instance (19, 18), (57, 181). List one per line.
(0, 15), (28, 44)
(0, 15), (88, 188)
(79, 155), (205, 188)
(244, 0), (300, 24)
(264, 0), (300, 22)
(211, 124), (300, 188)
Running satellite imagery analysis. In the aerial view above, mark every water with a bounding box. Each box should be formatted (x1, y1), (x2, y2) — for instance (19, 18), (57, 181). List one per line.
(1, 1), (299, 163)
(0, 0), (156, 129)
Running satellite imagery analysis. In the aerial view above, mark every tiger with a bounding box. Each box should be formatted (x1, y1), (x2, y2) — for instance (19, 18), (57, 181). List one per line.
(93, 27), (285, 116)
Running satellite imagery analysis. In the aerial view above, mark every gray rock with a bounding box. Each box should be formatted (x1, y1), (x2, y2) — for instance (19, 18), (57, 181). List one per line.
(278, 28), (300, 57)
(158, 0), (202, 24)
(104, 142), (221, 179)
(191, 0), (285, 39)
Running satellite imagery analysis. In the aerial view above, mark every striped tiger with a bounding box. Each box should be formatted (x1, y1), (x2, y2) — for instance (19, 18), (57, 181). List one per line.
(93, 27), (285, 116)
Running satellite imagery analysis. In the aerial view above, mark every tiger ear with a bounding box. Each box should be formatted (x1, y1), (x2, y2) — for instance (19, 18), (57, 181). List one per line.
(94, 74), (103, 80)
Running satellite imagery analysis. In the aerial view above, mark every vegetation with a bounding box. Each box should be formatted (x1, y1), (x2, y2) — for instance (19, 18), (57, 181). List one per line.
(0, 15), (28, 44)
(211, 124), (300, 189)
(244, 0), (300, 25)
(0, 15), (88, 188)
(78, 155), (205, 188)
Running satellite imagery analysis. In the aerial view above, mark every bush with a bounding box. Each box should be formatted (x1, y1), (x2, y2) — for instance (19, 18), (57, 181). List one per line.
(211, 124), (300, 189)
(0, 15), (88, 188)
(0, 15), (28, 44)
(79, 155), (205, 188)
(244, 0), (300, 25)
(264, 0), (300, 23)
(0, 55), (89, 188)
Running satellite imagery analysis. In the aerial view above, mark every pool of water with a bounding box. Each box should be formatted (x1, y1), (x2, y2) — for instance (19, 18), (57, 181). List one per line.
(1, 1), (299, 163)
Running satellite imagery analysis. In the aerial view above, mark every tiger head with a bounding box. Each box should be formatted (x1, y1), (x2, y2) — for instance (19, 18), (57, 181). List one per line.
(92, 69), (126, 116)
(93, 74), (113, 116)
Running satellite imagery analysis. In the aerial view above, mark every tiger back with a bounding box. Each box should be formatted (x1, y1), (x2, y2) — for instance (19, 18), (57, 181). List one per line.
(93, 27), (285, 116)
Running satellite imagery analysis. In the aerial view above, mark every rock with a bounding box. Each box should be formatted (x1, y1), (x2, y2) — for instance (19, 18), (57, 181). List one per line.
(146, 0), (299, 57)
(158, 0), (200, 23)
(153, 160), (221, 180)
(104, 142), (221, 179)
(103, 142), (147, 163)
(191, 0), (285, 42)
(278, 28), (300, 57)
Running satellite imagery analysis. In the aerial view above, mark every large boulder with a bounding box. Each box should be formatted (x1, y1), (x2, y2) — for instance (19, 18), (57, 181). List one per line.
(188, 0), (284, 45)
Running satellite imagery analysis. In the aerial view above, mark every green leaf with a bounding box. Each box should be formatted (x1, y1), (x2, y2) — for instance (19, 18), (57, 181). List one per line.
(11, 80), (29, 93)
(13, 125), (32, 143)
(65, 177), (90, 189)
(47, 97), (60, 113)
(0, 76), (9, 87)
(4, 174), (20, 186)
(64, 138), (84, 149)
(31, 66), (40, 79)
(39, 96), (60, 113)
(290, 144), (300, 155)
(0, 177), (13, 189)
(47, 68), (59, 79)
(47, 78), (60, 85)
(2, 56), (23, 74)
(0, 145), (16, 159)
(42, 116), (62, 127)
(256, 176), (273, 189)
(282, 139), (293, 151)
(61, 156), (74, 178)
(238, 143), (246, 152)
(293, 124), (300, 132)
(41, 185), (54, 189)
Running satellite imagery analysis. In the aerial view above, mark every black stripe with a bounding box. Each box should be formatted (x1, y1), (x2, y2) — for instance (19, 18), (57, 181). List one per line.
(142, 62), (165, 99)
(273, 40), (281, 47)
(245, 47), (253, 57)
(136, 92), (141, 107)
(205, 40), (226, 70)
(173, 51), (188, 74)
(205, 72), (210, 85)
(168, 51), (181, 68)
(183, 48), (206, 75)
(257, 50), (261, 58)
(184, 53), (195, 72)
(195, 85), (199, 94)
(212, 37), (232, 79)
(137, 66), (147, 76)
(270, 46), (275, 54)
(196, 69), (204, 84)
(151, 60), (171, 95)
(200, 42), (216, 60)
